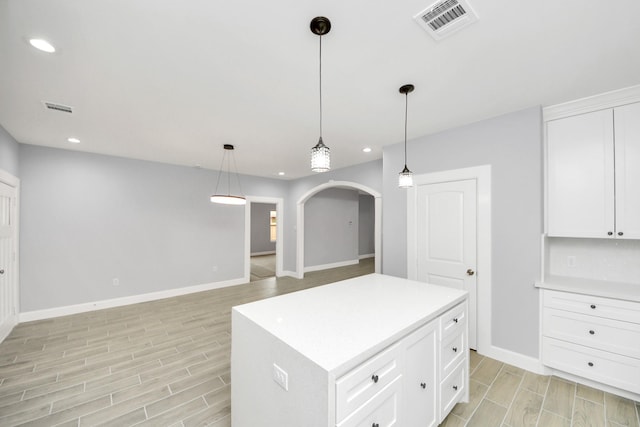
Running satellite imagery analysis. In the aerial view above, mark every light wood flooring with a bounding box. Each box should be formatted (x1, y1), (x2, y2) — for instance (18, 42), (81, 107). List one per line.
(249, 254), (276, 282)
(1, 257), (638, 426)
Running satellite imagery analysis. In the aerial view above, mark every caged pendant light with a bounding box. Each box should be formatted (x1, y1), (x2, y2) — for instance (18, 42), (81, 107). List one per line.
(210, 144), (246, 205)
(398, 84), (415, 188)
(310, 16), (331, 172)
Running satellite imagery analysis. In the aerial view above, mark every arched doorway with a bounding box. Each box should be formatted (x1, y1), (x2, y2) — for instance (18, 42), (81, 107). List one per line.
(296, 181), (381, 278)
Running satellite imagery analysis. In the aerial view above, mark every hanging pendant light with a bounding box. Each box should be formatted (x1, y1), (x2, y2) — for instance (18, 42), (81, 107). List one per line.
(398, 84), (415, 188)
(310, 16), (331, 172)
(210, 144), (246, 205)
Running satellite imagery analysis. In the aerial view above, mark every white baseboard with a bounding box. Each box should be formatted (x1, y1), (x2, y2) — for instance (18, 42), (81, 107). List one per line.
(548, 367), (640, 402)
(281, 270), (299, 278)
(251, 251), (276, 256)
(304, 259), (359, 273)
(480, 345), (546, 374)
(19, 277), (246, 323)
(0, 316), (18, 343)
(359, 253), (374, 260)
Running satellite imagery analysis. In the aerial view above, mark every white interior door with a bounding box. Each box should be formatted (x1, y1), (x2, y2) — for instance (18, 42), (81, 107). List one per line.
(416, 179), (477, 349)
(0, 181), (18, 342)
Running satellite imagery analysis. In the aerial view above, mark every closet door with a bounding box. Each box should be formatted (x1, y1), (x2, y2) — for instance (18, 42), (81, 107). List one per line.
(547, 109), (615, 238)
(614, 102), (640, 239)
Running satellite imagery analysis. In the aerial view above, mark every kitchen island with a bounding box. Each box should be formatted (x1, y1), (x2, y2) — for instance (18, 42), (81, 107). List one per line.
(231, 273), (469, 427)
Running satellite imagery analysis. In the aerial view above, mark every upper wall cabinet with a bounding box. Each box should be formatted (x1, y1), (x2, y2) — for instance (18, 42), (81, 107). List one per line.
(547, 102), (640, 239)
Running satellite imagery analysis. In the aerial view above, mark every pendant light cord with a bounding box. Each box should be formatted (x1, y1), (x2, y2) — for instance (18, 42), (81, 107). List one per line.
(404, 91), (408, 166)
(319, 35), (323, 139)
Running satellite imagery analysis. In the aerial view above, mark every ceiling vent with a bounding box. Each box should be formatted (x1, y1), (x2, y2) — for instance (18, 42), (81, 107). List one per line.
(43, 101), (73, 114)
(414, 0), (478, 41)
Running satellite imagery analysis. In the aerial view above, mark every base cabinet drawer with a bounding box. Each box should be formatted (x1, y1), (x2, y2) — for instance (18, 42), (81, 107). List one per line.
(543, 290), (640, 323)
(337, 375), (402, 427)
(440, 361), (466, 418)
(542, 337), (640, 394)
(441, 332), (465, 378)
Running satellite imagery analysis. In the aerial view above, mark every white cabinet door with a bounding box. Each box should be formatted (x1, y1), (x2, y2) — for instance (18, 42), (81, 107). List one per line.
(404, 321), (438, 427)
(547, 109), (615, 238)
(614, 102), (640, 239)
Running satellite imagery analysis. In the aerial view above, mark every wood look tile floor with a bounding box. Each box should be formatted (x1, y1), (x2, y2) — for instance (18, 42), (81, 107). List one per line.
(0, 257), (638, 426)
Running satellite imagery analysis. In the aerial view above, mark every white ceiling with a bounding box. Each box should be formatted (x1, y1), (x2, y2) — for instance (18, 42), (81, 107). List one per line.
(1, 0), (640, 180)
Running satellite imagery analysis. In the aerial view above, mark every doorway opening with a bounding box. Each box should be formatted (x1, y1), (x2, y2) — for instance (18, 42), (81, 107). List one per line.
(244, 196), (283, 283)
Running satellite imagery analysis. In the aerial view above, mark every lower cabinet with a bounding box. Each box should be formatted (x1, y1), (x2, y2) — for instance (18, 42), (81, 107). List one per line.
(336, 302), (468, 427)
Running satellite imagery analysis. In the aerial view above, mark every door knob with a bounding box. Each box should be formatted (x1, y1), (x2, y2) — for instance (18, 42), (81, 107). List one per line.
(466, 269), (475, 276)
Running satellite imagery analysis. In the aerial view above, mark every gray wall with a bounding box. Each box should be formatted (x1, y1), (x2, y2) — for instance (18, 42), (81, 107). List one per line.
(18, 144), (288, 312)
(250, 202), (276, 254)
(382, 107), (543, 358)
(284, 159), (382, 272)
(0, 125), (20, 176)
(358, 194), (375, 256)
(304, 188), (359, 268)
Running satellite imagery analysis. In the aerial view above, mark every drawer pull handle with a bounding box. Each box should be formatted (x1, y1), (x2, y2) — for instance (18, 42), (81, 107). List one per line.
(452, 347), (458, 352)
(618, 231), (624, 236)
(453, 385), (458, 391)
(420, 382), (426, 389)
(371, 374), (379, 383)
(588, 362), (594, 367)
(453, 318), (459, 323)
(608, 231), (613, 236)
(590, 304), (596, 309)
(372, 424), (380, 427)
(589, 330), (595, 335)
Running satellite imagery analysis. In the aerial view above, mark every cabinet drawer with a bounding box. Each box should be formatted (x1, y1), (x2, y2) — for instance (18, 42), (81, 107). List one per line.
(441, 332), (465, 378)
(337, 375), (402, 427)
(441, 303), (466, 340)
(542, 337), (640, 394)
(440, 360), (466, 419)
(336, 344), (403, 423)
(543, 290), (640, 323)
(543, 308), (640, 358)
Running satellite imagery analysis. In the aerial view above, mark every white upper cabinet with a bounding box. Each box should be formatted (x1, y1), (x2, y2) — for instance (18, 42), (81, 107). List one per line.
(547, 102), (640, 239)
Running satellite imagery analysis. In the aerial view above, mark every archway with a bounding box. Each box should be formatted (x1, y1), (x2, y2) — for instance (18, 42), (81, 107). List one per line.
(296, 181), (381, 278)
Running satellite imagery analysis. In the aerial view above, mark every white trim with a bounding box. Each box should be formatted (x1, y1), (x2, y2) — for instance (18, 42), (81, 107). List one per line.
(543, 84), (640, 122)
(358, 253), (374, 260)
(245, 196), (284, 283)
(549, 367), (640, 402)
(296, 181), (382, 279)
(251, 251), (276, 256)
(19, 277), (246, 322)
(481, 345), (546, 375)
(406, 165), (491, 355)
(0, 169), (20, 343)
(303, 259), (359, 273)
(281, 270), (298, 278)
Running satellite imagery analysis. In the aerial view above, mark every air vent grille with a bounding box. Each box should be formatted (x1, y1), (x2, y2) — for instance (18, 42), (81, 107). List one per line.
(43, 102), (73, 113)
(414, 0), (478, 41)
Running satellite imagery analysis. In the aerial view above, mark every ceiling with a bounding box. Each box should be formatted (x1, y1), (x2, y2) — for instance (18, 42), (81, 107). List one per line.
(1, 0), (640, 180)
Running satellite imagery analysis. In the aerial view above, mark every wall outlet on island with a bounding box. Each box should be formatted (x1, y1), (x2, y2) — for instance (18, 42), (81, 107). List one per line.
(273, 363), (289, 391)
(567, 256), (576, 268)
(112, 278), (120, 286)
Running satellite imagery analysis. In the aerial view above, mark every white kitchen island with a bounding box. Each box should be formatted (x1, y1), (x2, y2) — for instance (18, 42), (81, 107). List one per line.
(231, 273), (469, 427)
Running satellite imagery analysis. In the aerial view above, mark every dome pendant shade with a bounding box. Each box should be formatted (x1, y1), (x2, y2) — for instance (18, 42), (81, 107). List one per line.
(398, 84), (415, 189)
(310, 17), (331, 173)
(210, 144), (246, 206)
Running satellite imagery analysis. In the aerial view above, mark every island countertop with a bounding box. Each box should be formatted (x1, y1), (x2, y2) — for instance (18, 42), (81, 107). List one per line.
(232, 273), (468, 375)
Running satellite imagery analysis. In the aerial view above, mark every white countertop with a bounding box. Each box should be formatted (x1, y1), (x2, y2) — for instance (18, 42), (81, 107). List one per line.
(536, 275), (640, 302)
(232, 273), (467, 374)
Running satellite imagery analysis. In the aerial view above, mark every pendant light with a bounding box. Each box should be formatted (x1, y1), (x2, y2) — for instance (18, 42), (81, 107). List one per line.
(310, 16), (331, 172)
(210, 144), (246, 205)
(398, 84), (415, 188)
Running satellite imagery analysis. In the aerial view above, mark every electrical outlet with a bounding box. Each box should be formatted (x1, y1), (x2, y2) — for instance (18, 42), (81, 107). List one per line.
(212, 265), (218, 272)
(272, 363), (288, 391)
(567, 256), (576, 268)
(113, 278), (120, 286)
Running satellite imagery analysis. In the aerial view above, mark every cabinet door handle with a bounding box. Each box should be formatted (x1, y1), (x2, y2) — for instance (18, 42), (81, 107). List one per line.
(372, 424), (380, 427)
(618, 231), (624, 236)
(420, 382), (427, 389)
(588, 362), (594, 367)
(589, 330), (595, 335)
(607, 231), (613, 236)
(453, 385), (458, 390)
(371, 374), (379, 383)
(452, 318), (458, 323)
(452, 347), (458, 352)
(590, 304), (596, 309)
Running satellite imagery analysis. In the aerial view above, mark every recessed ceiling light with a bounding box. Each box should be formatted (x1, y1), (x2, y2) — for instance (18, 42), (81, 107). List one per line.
(29, 38), (56, 53)
(278, 172), (285, 176)
(362, 147), (372, 153)
(67, 137), (80, 144)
